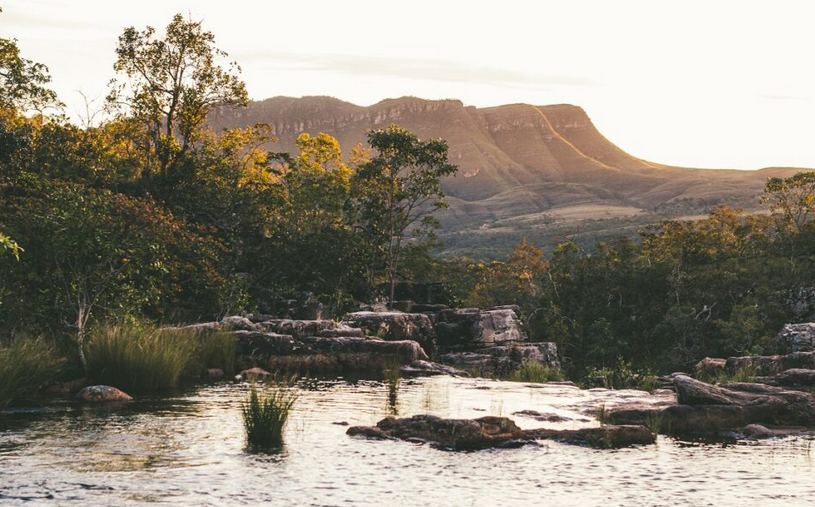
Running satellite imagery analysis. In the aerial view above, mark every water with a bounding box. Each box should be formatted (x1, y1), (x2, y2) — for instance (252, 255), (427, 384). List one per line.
(1, 377), (814, 507)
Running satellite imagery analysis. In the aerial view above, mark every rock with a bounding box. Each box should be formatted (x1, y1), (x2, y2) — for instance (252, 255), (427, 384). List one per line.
(434, 308), (526, 351)
(347, 415), (526, 450)
(765, 323), (815, 355)
(343, 311), (436, 353)
(726, 351), (815, 375)
(742, 424), (774, 439)
(258, 319), (361, 339)
(399, 360), (469, 378)
(608, 375), (815, 435)
(525, 425), (656, 449)
(221, 316), (261, 331)
(695, 357), (726, 379)
(234, 331), (300, 357)
(348, 414), (655, 450)
(237, 367), (272, 381)
(76, 385), (132, 402)
(513, 410), (571, 423)
(440, 343), (560, 377)
(766, 368), (815, 388)
(206, 368), (224, 378)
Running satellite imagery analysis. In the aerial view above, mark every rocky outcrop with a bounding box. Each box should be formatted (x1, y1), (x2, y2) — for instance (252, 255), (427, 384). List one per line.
(399, 360), (469, 378)
(764, 368), (815, 388)
(726, 351), (815, 375)
(343, 312), (436, 353)
(695, 357), (726, 379)
(440, 343), (560, 377)
(608, 374), (815, 436)
(347, 414), (654, 450)
(434, 308), (526, 351)
(76, 385), (132, 402)
(256, 319), (364, 339)
(765, 323), (815, 355)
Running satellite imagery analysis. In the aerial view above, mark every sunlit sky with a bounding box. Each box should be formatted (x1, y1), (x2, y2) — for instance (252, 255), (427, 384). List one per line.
(3, 0), (814, 169)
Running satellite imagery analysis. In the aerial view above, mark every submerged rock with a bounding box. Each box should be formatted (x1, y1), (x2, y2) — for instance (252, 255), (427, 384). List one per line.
(347, 414), (655, 450)
(399, 360), (469, 378)
(237, 367), (272, 381)
(76, 385), (132, 402)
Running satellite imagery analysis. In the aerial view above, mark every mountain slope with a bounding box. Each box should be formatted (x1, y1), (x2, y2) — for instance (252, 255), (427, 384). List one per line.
(209, 96), (806, 257)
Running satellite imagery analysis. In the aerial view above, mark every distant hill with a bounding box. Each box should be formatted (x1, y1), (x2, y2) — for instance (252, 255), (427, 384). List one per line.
(209, 96), (807, 258)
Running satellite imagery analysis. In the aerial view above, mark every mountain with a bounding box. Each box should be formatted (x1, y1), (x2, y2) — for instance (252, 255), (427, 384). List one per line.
(209, 96), (806, 258)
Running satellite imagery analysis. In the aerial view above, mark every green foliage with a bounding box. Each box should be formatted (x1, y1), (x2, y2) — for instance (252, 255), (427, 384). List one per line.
(0, 28), (60, 111)
(352, 125), (458, 305)
(84, 322), (200, 392)
(702, 364), (757, 385)
(584, 357), (657, 392)
(507, 360), (564, 383)
(0, 232), (21, 260)
(0, 337), (64, 410)
(242, 381), (298, 448)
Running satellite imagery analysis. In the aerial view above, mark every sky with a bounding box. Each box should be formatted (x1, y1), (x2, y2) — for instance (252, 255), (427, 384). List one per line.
(2, 0), (814, 170)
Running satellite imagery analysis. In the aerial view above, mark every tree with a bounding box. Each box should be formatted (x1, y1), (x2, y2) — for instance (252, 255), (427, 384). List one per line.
(763, 171), (815, 233)
(107, 13), (248, 182)
(352, 125), (457, 306)
(0, 7), (60, 112)
(0, 233), (21, 260)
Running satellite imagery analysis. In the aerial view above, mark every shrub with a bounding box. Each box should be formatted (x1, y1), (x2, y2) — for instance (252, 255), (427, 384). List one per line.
(85, 322), (198, 392)
(0, 337), (64, 410)
(242, 381), (298, 448)
(584, 357), (658, 392)
(508, 360), (564, 383)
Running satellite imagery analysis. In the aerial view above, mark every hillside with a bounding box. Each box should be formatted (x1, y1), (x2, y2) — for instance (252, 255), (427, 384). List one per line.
(209, 96), (805, 258)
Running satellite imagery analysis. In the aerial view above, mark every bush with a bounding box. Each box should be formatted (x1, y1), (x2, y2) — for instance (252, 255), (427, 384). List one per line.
(85, 322), (199, 392)
(584, 357), (658, 392)
(0, 337), (64, 410)
(508, 360), (564, 383)
(242, 381), (298, 448)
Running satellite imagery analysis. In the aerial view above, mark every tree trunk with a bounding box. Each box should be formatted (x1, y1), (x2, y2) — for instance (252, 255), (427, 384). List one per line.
(76, 304), (88, 374)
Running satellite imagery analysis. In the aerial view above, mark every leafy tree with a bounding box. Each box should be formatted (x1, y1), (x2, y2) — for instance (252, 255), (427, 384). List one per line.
(352, 125), (457, 305)
(107, 13), (248, 182)
(0, 233), (21, 260)
(0, 8), (60, 112)
(763, 171), (815, 233)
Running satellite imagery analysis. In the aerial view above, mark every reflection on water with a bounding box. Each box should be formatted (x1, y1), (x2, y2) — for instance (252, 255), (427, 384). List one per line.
(1, 377), (815, 506)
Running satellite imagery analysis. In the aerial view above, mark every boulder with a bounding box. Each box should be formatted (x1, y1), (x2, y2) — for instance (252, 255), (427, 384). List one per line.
(258, 319), (362, 339)
(726, 351), (815, 375)
(695, 357), (726, 379)
(234, 331), (300, 357)
(440, 343), (560, 377)
(765, 323), (815, 355)
(206, 368), (224, 378)
(76, 385), (132, 402)
(347, 414), (655, 450)
(237, 367), (272, 381)
(343, 311), (436, 353)
(434, 308), (526, 351)
(766, 368), (815, 388)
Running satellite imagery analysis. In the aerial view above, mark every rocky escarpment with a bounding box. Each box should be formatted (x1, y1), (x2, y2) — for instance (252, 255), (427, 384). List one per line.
(183, 305), (560, 377)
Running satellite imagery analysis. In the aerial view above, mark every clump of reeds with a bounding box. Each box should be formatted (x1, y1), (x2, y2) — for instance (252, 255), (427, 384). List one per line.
(242, 380), (298, 448)
(193, 331), (237, 374)
(0, 337), (63, 410)
(508, 359), (565, 383)
(85, 322), (198, 392)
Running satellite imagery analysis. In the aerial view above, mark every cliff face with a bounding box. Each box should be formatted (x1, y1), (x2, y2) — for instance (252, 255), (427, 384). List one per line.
(208, 96), (804, 236)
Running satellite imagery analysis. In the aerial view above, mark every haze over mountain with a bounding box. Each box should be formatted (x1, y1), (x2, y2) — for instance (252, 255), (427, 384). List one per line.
(209, 96), (806, 257)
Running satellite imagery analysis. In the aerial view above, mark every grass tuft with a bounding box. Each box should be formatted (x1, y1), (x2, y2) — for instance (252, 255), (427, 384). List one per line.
(85, 322), (199, 392)
(508, 360), (565, 383)
(0, 337), (64, 410)
(242, 380), (298, 449)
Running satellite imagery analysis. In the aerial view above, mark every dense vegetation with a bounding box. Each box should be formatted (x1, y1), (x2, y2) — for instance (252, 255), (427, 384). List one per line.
(2, 10), (815, 389)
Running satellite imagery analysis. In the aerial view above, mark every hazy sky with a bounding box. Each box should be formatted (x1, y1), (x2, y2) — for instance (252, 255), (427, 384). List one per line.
(3, 0), (814, 169)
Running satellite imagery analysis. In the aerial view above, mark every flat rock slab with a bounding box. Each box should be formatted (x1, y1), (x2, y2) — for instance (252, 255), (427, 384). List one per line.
(347, 414), (655, 450)
(76, 385), (132, 403)
(400, 360), (469, 378)
(343, 312), (436, 352)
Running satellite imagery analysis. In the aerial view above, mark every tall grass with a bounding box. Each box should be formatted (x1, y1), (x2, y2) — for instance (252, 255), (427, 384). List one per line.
(508, 360), (565, 383)
(711, 364), (757, 385)
(0, 337), (64, 410)
(192, 331), (237, 374)
(242, 381), (298, 448)
(85, 322), (198, 392)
